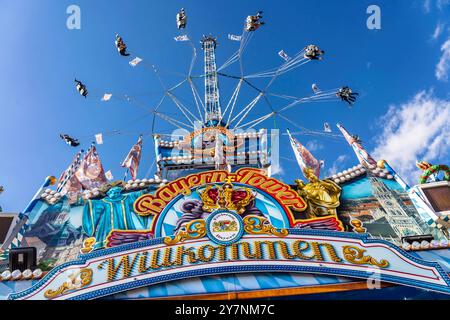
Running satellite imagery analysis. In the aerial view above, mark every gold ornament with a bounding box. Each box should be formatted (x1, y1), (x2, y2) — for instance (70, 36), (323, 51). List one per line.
(199, 180), (253, 214)
(80, 237), (96, 254)
(342, 245), (389, 268)
(243, 215), (288, 237)
(350, 219), (367, 234)
(164, 219), (206, 245)
(377, 159), (386, 169)
(295, 168), (342, 219)
(44, 268), (93, 299)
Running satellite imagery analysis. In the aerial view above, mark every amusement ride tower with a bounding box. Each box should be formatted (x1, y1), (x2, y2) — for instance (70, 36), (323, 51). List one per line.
(153, 34), (270, 180)
(201, 35), (222, 127)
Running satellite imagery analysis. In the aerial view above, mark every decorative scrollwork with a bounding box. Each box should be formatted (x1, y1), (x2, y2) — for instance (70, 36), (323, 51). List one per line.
(80, 237), (96, 254)
(164, 219), (207, 245)
(243, 215), (288, 237)
(44, 268), (93, 299)
(342, 245), (389, 268)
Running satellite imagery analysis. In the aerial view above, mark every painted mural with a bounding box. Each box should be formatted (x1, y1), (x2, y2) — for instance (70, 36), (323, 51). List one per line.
(337, 175), (432, 244)
(22, 201), (85, 269)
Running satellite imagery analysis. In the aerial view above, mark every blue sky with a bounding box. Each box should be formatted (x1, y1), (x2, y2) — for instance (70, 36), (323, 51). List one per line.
(0, 0), (449, 212)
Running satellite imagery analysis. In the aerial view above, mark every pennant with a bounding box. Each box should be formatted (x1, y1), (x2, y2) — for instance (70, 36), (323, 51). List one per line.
(105, 170), (114, 181)
(129, 57), (143, 67)
(228, 34), (242, 41)
(101, 93), (112, 101)
(75, 145), (107, 190)
(323, 122), (332, 133)
(278, 50), (291, 62)
(337, 123), (377, 167)
(174, 35), (189, 42)
(95, 133), (103, 145)
(287, 129), (321, 178)
(121, 136), (143, 181)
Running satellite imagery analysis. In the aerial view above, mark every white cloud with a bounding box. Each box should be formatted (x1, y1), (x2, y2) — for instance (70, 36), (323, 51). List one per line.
(372, 91), (450, 184)
(422, 0), (449, 12)
(431, 22), (445, 40)
(306, 140), (323, 152)
(436, 38), (450, 81)
(326, 155), (348, 176)
(423, 0), (432, 13)
(437, 0), (450, 10)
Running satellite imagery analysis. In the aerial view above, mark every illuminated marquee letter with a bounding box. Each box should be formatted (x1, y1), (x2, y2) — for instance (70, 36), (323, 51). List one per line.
(106, 254), (140, 281)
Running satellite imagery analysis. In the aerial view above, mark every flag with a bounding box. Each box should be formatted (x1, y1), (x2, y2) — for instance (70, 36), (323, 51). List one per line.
(312, 83), (320, 94)
(174, 35), (189, 42)
(95, 133), (103, 145)
(105, 170), (114, 181)
(57, 150), (84, 204)
(121, 136), (143, 181)
(101, 93), (112, 101)
(228, 34), (242, 41)
(129, 57), (143, 67)
(337, 123), (377, 167)
(287, 129), (321, 178)
(323, 122), (332, 133)
(57, 147), (108, 203)
(278, 50), (291, 62)
(75, 145), (108, 190)
(61, 174), (84, 204)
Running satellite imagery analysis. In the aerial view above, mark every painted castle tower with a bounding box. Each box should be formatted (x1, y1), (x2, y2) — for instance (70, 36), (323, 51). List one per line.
(368, 174), (425, 238)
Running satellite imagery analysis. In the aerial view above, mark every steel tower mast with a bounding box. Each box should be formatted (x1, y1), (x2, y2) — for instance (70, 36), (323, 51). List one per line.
(201, 35), (222, 126)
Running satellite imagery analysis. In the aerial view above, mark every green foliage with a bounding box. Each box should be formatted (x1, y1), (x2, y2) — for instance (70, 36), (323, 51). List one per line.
(37, 258), (57, 271)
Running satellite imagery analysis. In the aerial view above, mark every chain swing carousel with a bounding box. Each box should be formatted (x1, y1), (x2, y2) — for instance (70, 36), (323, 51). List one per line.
(1, 9), (450, 300)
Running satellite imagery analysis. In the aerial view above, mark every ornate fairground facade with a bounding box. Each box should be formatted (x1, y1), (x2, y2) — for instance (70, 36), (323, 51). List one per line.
(1, 10), (450, 300)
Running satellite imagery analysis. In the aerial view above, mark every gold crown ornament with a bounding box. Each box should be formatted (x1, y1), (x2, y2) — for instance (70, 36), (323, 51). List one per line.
(199, 178), (254, 214)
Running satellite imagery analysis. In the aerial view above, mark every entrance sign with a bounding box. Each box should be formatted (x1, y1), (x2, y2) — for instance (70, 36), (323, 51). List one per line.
(9, 224), (450, 300)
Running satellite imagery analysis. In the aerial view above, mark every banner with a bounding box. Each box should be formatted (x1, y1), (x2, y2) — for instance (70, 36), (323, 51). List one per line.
(129, 57), (143, 67)
(105, 170), (113, 181)
(287, 129), (322, 178)
(101, 93), (112, 102)
(337, 123), (377, 167)
(121, 136), (143, 181)
(174, 35), (189, 42)
(75, 146), (107, 190)
(95, 133), (103, 145)
(57, 151), (84, 203)
(228, 34), (242, 41)
(278, 50), (291, 62)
